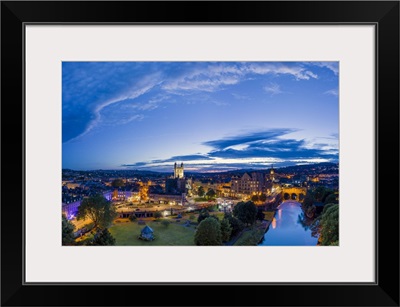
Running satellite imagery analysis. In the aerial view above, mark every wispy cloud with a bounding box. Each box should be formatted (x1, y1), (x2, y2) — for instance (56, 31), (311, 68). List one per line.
(232, 93), (250, 100)
(324, 88), (338, 96)
(244, 63), (318, 80)
(161, 63), (319, 94)
(312, 62), (339, 75)
(63, 62), (331, 146)
(264, 83), (283, 95)
(65, 81), (157, 143)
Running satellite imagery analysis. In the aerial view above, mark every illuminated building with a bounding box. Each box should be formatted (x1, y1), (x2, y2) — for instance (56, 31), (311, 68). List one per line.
(165, 162), (191, 195)
(270, 165), (275, 182)
(174, 162), (184, 178)
(231, 173), (261, 196)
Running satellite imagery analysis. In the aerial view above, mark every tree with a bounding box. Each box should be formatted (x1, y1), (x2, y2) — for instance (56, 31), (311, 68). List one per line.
(197, 186), (205, 197)
(111, 179), (125, 188)
(256, 209), (265, 221)
(259, 193), (267, 202)
(233, 201), (257, 226)
(194, 217), (222, 245)
(302, 194), (317, 219)
(154, 211), (162, 219)
(197, 209), (210, 223)
(206, 188), (216, 199)
(251, 194), (259, 202)
(77, 194), (117, 229)
(324, 193), (338, 205)
(319, 203), (339, 246)
(313, 186), (333, 202)
(129, 214), (137, 222)
(88, 228), (116, 246)
(303, 194), (315, 209)
(224, 213), (245, 237)
(62, 214), (75, 245)
(321, 189), (335, 203)
(220, 218), (232, 242)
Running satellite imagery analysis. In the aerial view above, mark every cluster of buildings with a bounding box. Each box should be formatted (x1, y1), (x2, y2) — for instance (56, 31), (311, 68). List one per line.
(62, 162), (339, 219)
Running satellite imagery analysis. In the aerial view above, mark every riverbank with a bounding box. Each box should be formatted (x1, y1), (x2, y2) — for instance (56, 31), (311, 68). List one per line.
(233, 219), (273, 246)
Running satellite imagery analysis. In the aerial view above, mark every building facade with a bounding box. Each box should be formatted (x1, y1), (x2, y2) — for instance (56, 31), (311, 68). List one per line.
(231, 173), (261, 196)
(166, 162), (191, 195)
(174, 162), (184, 178)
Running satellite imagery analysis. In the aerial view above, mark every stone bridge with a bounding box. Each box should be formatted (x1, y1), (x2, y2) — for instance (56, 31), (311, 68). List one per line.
(281, 187), (307, 201)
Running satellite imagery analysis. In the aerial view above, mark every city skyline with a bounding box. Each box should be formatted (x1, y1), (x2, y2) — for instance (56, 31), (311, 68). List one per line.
(62, 62), (339, 172)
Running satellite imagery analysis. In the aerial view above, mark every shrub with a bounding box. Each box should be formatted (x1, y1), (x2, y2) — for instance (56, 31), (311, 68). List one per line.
(161, 220), (170, 227)
(129, 215), (137, 222)
(154, 211), (162, 219)
(197, 209), (210, 223)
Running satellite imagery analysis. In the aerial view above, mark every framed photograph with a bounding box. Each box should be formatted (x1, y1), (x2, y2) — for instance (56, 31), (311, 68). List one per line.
(1, 1), (399, 306)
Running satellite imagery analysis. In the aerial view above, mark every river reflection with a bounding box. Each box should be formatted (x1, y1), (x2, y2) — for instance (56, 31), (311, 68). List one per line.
(258, 201), (318, 246)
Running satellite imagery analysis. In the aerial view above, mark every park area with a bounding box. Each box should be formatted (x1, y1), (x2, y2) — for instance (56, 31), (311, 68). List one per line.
(108, 219), (197, 246)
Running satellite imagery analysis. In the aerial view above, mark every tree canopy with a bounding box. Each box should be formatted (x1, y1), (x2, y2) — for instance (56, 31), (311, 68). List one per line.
(197, 209), (210, 223)
(259, 193), (267, 202)
(194, 217), (222, 246)
(224, 213), (245, 237)
(89, 228), (116, 245)
(233, 201), (257, 226)
(313, 186), (334, 203)
(111, 178), (125, 188)
(197, 186), (205, 197)
(62, 214), (75, 245)
(77, 194), (117, 229)
(319, 203), (339, 246)
(324, 193), (338, 205)
(206, 188), (216, 199)
(256, 209), (265, 221)
(251, 194), (259, 202)
(154, 211), (162, 219)
(220, 218), (232, 242)
(302, 194), (317, 219)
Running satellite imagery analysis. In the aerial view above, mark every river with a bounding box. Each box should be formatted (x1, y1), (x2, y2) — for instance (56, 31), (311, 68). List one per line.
(258, 201), (319, 246)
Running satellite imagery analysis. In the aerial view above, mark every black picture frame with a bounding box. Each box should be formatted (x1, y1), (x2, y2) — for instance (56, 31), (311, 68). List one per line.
(1, 1), (399, 306)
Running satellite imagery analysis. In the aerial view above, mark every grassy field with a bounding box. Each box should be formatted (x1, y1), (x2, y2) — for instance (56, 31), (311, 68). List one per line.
(233, 221), (266, 246)
(234, 228), (265, 246)
(263, 211), (276, 221)
(109, 219), (196, 246)
(211, 212), (225, 220)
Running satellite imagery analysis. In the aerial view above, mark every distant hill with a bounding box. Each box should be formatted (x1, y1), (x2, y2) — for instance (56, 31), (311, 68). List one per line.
(62, 162), (338, 178)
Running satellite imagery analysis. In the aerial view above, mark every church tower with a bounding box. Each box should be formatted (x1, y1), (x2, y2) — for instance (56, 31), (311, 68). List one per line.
(174, 162), (184, 179)
(270, 165), (275, 182)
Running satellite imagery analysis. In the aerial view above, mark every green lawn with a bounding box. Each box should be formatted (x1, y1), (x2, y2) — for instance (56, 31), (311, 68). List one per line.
(263, 211), (276, 221)
(234, 222), (266, 246)
(109, 220), (196, 246)
(211, 212), (225, 220)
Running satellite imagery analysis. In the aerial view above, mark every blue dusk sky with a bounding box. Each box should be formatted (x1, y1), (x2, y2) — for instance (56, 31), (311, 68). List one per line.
(62, 62), (339, 172)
